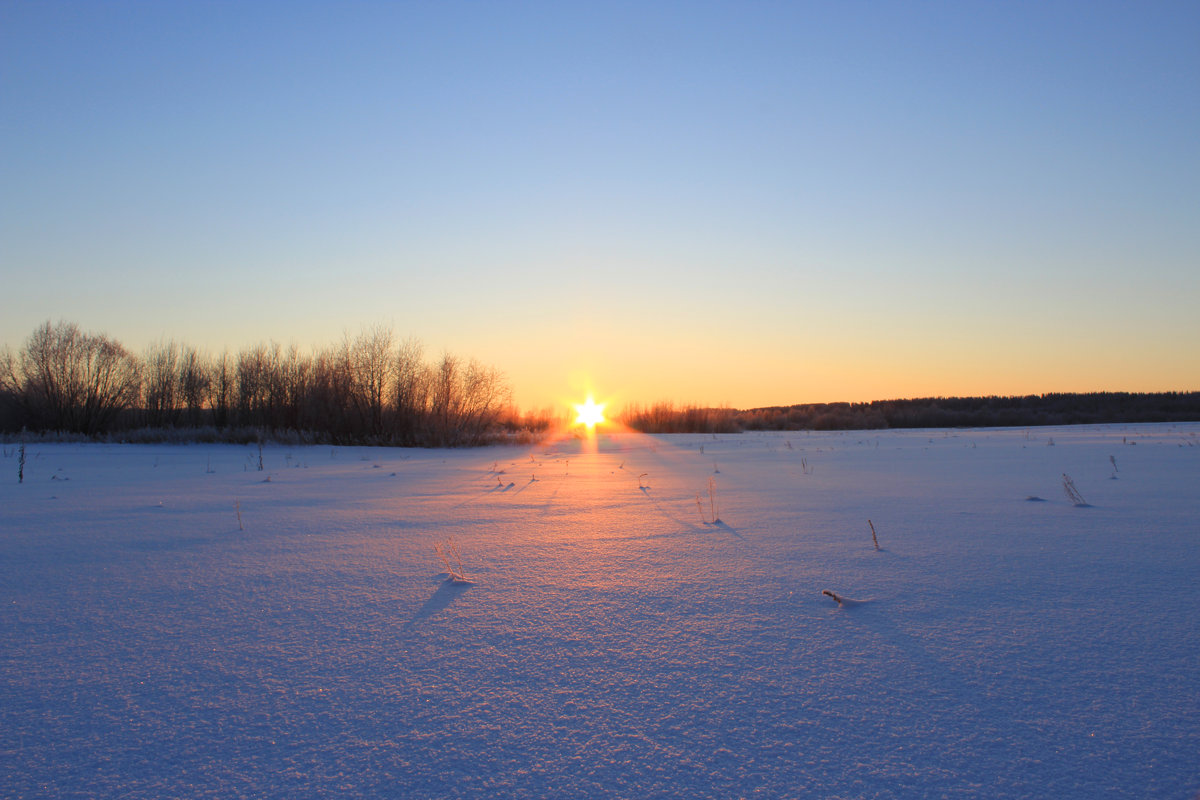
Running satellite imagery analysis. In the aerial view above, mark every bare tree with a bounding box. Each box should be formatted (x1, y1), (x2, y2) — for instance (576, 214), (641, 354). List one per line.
(236, 344), (271, 427)
(277, 344), (310, 431)
(425, 353), (511, 446)
(178, 346), (211, 427)
(262, 343), (290, 429)
(429, 353), (460, 446)
(0, 346), (20, 429)
(458, 359), (510, 445)
(143, 339), (180, 427)
(9, 321), (140, 434)
(0, 346), (18, 397)
(305, 345), (351, 439)
(344, 325), (393, 438)
(392, 337), (429, 444)
(211, 351), (233, 428)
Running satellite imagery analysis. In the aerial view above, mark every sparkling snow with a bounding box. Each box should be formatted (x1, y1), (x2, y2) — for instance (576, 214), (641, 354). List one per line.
(2, 425), (1198, 798)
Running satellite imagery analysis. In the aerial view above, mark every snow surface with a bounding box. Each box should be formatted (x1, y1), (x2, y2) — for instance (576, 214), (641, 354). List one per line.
(2, 425), (1198, 799)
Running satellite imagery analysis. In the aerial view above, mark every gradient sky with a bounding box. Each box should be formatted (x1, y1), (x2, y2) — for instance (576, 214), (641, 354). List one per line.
(3, 1), (1198, 411)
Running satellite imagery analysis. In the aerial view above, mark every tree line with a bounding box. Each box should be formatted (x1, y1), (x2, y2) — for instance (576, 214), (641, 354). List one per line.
(5, 321), (1195, 443)
(619, 393), (1200, 433)
(0, 321), (548, 445)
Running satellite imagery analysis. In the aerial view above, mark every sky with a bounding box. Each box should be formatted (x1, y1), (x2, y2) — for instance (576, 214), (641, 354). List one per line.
(2, 1), (1198, 411)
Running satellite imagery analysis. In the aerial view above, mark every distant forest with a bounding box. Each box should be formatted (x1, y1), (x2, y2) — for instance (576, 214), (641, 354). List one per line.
(618, 393), (1200, 434)
(3, 321), (1197, 445)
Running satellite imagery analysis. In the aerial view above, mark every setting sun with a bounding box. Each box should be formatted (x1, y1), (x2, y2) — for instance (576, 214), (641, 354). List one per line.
(573, 396), (606, 429)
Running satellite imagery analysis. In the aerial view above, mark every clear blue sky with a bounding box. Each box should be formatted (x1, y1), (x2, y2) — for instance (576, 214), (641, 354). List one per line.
(3, 1), (1197, 410)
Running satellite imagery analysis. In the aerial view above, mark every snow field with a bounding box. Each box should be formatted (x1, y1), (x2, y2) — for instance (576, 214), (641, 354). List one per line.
(2, 425), (1198, 798)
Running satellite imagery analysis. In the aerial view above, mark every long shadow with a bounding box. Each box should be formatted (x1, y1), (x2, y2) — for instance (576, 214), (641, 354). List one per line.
(708, 519), (745, 540)
(450, 478), (512, 508)
(593, 488), (750, 543)
(641, 487), (747, 538)
(837, 603), (1042, 745)
(125, 535), (222, 553)
(635, 486), (694, 529)
(537, 486), (562, 514)
(511, 477), (539, 495)
(405, 580), (471, 627)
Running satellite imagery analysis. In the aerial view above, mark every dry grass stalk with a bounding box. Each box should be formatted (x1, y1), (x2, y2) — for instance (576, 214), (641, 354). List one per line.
(435, 537), (467, 582)
(1062, 473), (1087, 506)
(696, 476), (720, 524)
(822, 589), (844, 606)
(869, 519), (880, 550)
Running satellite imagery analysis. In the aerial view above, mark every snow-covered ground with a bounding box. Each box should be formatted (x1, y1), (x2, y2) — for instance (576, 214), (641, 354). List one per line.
(2, 425), (1198, 799)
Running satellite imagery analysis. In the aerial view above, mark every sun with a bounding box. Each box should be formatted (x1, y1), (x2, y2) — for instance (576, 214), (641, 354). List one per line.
(574, 396), (606, 429)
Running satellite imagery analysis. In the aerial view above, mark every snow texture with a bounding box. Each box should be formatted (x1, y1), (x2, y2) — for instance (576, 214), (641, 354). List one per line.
(2, 425), (1198, 799)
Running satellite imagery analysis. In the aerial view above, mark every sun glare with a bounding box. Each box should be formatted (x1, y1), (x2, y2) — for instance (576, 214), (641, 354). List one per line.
(574, 396), (606, 429)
